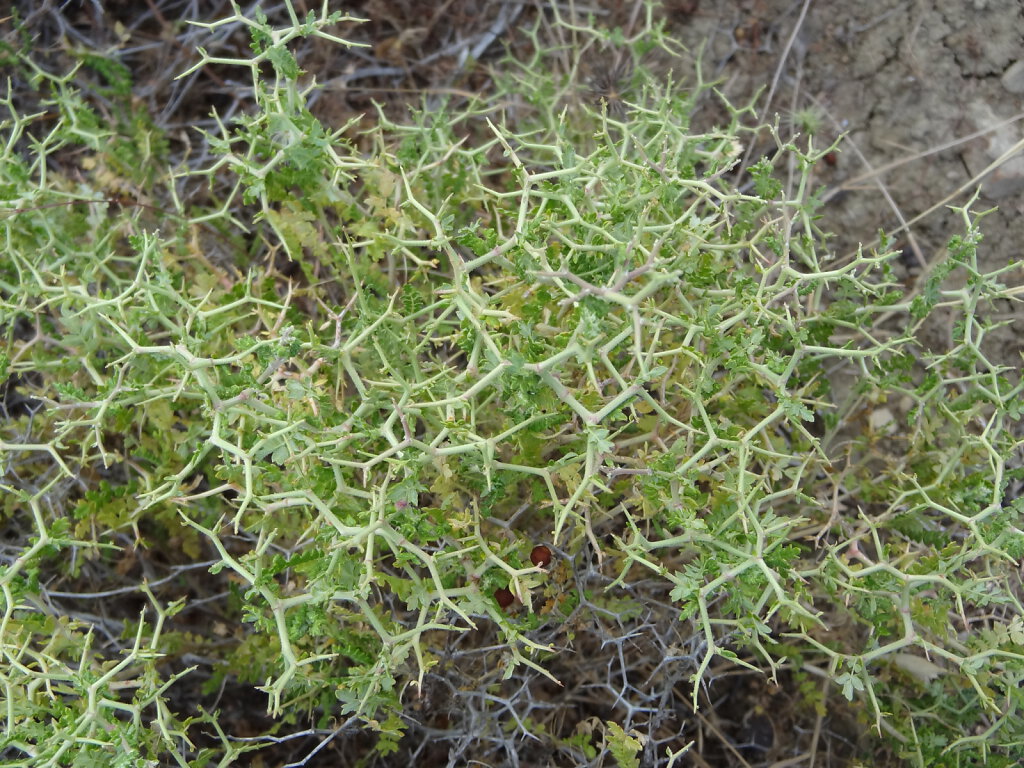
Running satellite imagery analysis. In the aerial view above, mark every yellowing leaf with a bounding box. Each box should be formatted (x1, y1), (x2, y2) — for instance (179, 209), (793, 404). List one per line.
(605, 721), (643, 768)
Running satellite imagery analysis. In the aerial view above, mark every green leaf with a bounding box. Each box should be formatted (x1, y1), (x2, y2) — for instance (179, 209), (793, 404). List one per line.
(605, 721), (643, 768)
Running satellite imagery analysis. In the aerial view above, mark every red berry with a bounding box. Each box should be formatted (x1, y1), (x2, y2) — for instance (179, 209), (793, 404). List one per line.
(494, 587), (514, 609)
(823, 151), (837, 166)
(530, 545), (552, 567)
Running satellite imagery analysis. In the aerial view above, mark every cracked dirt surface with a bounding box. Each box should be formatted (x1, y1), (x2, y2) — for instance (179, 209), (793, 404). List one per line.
(670, 0), (1024, 369)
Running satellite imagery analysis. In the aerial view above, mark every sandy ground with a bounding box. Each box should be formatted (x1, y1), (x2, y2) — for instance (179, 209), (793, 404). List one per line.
(668, 0), (1024, 369)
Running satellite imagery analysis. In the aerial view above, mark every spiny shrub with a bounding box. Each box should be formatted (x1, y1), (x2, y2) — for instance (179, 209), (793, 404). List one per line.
(1, 2), (1022, 765)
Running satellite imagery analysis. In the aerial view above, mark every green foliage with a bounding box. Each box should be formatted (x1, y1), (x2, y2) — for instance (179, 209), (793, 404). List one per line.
(605, 721), (643, 768)
(1, 1), (1022, 765)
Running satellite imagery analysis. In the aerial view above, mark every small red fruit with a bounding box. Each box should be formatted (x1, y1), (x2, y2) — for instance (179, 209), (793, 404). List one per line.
(823, 151), (837, 166)
(494, 587), (514, 609)
(530, 545), (552, 567)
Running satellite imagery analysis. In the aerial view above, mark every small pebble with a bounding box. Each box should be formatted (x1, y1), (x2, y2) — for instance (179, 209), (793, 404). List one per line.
(1002, 60), (1024, 94)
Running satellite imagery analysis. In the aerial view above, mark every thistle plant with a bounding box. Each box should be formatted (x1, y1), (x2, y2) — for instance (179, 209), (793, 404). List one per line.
(1, 2), (1022, 766)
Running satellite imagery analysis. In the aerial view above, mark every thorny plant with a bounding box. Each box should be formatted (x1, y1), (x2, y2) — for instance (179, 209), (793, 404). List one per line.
(1, 1), (1023, 766)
